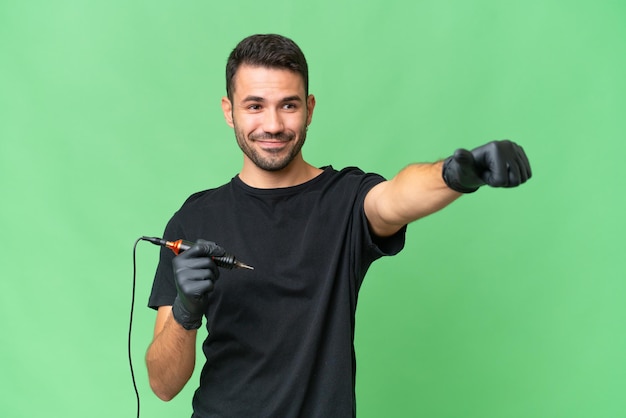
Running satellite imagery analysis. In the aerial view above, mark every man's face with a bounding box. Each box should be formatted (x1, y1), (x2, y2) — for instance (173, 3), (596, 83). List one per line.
(222, 65), (315, 172)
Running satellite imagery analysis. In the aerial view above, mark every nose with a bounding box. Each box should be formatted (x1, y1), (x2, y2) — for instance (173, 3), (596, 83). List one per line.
(262, 109), (284, 134)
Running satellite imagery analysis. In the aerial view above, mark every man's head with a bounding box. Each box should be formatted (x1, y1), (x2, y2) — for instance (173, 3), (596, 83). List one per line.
(226, 34), (309, 102)
(221, 34), (315, 175)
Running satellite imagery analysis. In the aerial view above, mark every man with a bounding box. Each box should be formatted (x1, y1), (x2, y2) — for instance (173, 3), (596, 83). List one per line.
(146, 34), (531, 417)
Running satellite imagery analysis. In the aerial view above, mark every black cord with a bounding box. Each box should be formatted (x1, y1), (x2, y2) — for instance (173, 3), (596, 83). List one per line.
(129, 238), (142, 418)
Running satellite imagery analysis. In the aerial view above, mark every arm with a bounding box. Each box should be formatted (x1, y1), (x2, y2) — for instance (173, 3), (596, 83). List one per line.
(365, 140), (532, 237)
(146, 306), (197, 401)
(145, 240), (225, 401)
(365, 161), (461, 237)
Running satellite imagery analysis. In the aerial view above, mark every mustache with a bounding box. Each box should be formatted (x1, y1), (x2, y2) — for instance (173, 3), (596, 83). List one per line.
(249, 132), (295, 141)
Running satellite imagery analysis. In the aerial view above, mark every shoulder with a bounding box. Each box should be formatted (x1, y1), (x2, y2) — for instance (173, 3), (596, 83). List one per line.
(325, 166), (386, 192)
(182, 181), (232, 205)
(171, 181), (234, 221)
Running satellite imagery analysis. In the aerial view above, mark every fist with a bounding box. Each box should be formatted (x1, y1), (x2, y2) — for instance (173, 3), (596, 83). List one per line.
(171, 239), (225, 330)
(442, 140), (532, 193)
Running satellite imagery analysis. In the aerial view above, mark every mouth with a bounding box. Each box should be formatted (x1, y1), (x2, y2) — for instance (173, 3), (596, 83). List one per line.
(256, 140), (289, 151)
(250, 134), (293, 150)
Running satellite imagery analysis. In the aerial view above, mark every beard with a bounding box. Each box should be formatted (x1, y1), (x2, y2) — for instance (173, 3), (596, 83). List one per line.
(233, 122), (308, 172)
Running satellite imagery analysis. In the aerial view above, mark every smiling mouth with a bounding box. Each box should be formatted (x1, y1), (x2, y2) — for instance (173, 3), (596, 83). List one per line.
(256, 138), (287, 143)
(256, 140), (289, 151)
(250, 132), (294, 142)
(250, 133), (294, 151)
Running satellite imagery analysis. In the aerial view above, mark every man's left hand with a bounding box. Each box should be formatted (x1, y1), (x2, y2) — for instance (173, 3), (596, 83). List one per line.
(442, 140), (532, 193)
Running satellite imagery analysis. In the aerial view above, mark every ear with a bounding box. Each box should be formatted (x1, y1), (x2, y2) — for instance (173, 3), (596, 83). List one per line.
(306, 94), (316, 127)
(221, 97), (234, 128)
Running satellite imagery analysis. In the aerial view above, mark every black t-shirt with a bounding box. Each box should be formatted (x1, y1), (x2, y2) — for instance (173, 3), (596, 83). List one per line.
(149, 166), (406, 418)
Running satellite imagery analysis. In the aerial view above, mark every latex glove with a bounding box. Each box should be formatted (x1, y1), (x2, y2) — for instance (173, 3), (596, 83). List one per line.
(442, 140), (532, 193)
(171, 239), (225, 330)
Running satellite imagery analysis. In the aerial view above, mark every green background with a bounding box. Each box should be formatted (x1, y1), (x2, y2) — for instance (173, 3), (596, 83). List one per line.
(1, 1), (625, 417)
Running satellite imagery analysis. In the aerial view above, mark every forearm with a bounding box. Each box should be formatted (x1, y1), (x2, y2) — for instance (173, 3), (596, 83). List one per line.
(145, 311), (197, 401)
(388, 161), (461, 221)
(366, 162), (461, 236)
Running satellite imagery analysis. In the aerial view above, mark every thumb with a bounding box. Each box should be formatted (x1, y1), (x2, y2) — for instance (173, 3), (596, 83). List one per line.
(453, 148), (476, 168)
(196, 239), (226, 257)
(446, 147), (485, 192)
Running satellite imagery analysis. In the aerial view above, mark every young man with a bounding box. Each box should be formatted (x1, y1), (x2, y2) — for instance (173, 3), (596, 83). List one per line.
(146, 34), (531, 417)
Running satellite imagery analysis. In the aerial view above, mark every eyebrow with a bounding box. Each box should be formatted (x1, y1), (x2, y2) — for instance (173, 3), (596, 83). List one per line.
(242, 95), (303, 103)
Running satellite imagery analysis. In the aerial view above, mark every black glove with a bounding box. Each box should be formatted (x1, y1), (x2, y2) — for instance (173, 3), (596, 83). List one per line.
(171, 239), (225, 330)
(442, 140), (532, 193)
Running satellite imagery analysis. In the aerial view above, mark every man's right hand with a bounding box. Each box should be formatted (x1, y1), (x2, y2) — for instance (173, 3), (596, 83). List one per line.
(171, 239), (225, 330)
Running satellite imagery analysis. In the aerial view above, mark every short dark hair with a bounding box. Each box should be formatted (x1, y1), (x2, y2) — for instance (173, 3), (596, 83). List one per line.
(226, 34), (309, 100)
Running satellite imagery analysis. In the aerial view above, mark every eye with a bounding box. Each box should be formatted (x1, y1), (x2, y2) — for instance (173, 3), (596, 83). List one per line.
(282, 103), (297, 110)
(247, 104), (262, 111)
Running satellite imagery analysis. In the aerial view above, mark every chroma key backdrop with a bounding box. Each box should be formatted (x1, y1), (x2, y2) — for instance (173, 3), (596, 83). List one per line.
(1, 1), (625, 417)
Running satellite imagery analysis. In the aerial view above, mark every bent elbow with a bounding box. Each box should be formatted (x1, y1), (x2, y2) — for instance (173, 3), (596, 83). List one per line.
(149, 378), (180, 402)
(155, 391), (175, 402)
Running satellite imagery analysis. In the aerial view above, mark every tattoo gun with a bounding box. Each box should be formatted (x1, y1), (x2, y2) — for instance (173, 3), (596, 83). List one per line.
(141, 236), (254, 270)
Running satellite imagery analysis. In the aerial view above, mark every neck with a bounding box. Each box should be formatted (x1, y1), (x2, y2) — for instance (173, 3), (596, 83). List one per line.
(239, 156), (323, 189)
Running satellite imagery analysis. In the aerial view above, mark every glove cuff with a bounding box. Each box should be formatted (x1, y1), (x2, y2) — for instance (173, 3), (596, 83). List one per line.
(442, 156), (480, 193)
(172, 297), (203, 330)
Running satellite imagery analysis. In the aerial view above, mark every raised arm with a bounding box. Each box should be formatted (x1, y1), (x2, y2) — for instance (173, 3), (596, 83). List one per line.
(364, 140), (532, 237)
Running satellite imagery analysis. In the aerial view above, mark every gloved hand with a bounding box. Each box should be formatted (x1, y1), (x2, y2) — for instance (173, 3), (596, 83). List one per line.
(171, 239), (226, 330)
(442, 140), (532, 193)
